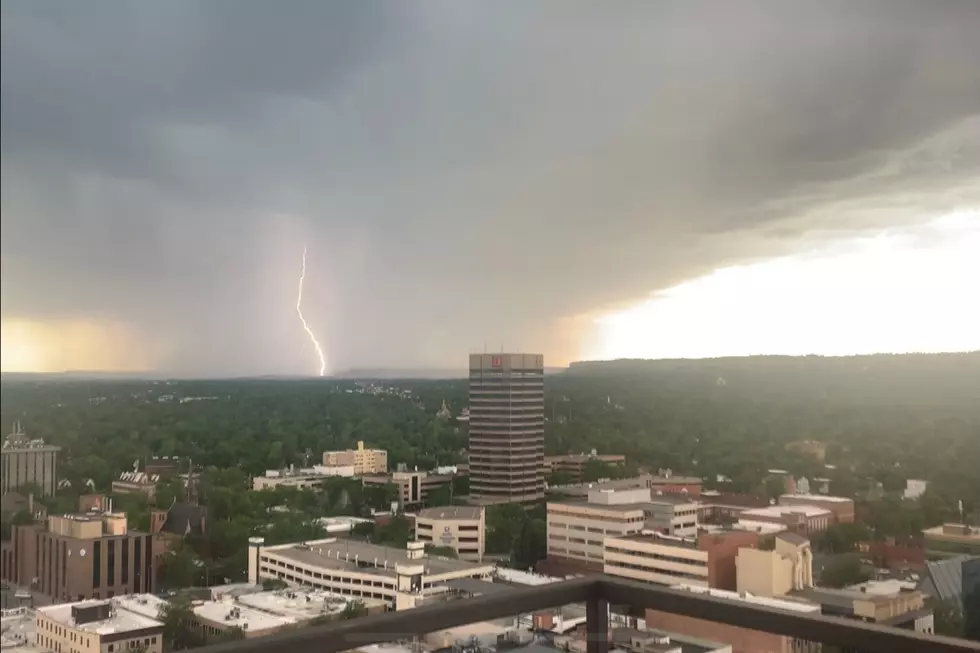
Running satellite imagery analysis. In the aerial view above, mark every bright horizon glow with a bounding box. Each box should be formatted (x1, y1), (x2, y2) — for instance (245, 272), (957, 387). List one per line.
(0, 318), (159, 373)
(591, 211), (980, 361)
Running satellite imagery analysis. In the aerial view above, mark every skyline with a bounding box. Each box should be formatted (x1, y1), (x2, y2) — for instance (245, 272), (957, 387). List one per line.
(2, 2), (979, 375)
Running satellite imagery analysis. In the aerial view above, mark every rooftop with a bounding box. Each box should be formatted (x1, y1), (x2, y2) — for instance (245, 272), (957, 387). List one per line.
(0, 607), (38, 653)
(417, 506), (483, 521)
(110, 594), (170, 621)
(315, 516), (373, 532)
(775, 532), (811, 546)
(673, 584), (820, 613)
(115, 471), (160, 485)
(847, 579), (919, 596)
(268, 538), (490, 577)
(187, 575), (973, 653)
(609, 531), (701, 550)
(494, 568), (562, 586)
(192, 600), (295, 634)
(733, 519), (788, 534)
(741, 505), (832, 519)
(780, 493), (853, 503)
(37, 600), (162, 635)
(235, 588), (372, 620)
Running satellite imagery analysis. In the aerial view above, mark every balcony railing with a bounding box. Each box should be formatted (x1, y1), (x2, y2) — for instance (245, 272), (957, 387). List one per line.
(196, 575), (980, 653)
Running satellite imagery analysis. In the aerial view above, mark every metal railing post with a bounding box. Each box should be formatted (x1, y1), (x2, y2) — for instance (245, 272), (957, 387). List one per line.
(586, 591), (609, 653)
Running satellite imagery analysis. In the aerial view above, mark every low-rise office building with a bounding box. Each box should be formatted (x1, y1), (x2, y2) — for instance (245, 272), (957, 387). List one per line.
(696, 492), (770, 522)
(247, 536), (495, 611)
(252, 465), (356, 491)
(1, 423), (60, 497)
(414, 506), (485, 562)
(779, 493), (855, 524)
(362, 470), (453, 509)
(542, 453), (626, 481)
(797, 580), (934, 635)
(3, 507), (155, 602)
(551, 473), (702, 500)
(35, 599), (164, 653)
(738, 504), (832, 535)
(323, 442), (388, 475)
(604, 530), (760, 591)
(545, 488), (699, 575)
(644, 585), (821, 653)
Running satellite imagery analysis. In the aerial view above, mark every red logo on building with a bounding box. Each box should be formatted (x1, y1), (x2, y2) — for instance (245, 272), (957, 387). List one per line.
(491, 356), (502, 368)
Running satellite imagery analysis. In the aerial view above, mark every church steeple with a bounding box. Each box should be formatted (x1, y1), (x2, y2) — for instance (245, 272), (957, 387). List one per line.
(436, 399), (451, 419)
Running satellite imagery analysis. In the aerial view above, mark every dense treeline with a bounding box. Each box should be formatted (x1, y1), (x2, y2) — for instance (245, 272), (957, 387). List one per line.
(3, 353), (978, 511)
(2, 352), (978, 549)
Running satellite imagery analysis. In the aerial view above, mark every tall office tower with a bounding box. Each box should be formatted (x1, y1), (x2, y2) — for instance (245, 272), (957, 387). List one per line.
(1, 421), (60, 496)
(468, 353), (545, 504)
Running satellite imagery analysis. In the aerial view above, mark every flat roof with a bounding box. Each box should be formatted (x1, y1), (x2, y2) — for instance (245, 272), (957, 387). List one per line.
(235, 588), (369, 620)
(268, 539), (490, 577)
(781, 493), (853, 503)
(417, 506), (483, 520)
(192, 600), (294, 633)
(0, 608), (37, 653)
(609, 532), (701, 550)
(110, 594), (170, 621)
(549, 499), (644, 513)
(444, 578), (511, 595)
(735, 519), (787, 534)
(741, 505), (831, 518)
(37, 600), (162, 635)
(674, 585), (820, 613)
(846, 579), (919, 596)
(550, 497), (695, 514)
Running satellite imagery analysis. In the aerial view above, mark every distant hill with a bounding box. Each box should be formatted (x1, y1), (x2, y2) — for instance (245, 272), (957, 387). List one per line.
(564, 352), (980, 406)
(332, 366), (567, 380)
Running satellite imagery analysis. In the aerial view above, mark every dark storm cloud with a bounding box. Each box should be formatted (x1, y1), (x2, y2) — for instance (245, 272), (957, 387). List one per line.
(2, 0), (979, 374)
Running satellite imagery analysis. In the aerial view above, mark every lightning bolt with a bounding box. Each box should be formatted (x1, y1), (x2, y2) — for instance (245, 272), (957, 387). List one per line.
(297, 245), (327, 377)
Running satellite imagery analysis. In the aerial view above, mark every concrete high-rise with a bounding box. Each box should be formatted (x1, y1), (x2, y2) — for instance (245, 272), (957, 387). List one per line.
(1, 422), (60, 496)
(468, 353), (545, 504)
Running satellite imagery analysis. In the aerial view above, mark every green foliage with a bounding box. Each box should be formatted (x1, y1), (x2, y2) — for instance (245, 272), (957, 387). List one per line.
(819, 554), (871, 588)
(340, 599), (368, 620)
(930, 597), (964, 638)
(546, 471), (576, 487)
(425, 545), (458, 558)
(485, 504), (546, 569)
(965, 585), (980, 642)
(811, 523), (873, 554)
(581, 459), (626, 483)
(2, 353), (977, 580)
(0, 509), (35, 540)
(159, 597), (206, 651)
(159, 545), (203, 590)
(261, 577), (288, 590)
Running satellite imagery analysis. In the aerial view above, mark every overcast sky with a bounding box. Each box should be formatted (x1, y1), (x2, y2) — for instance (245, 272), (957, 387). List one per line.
(2, 1), (979, 375)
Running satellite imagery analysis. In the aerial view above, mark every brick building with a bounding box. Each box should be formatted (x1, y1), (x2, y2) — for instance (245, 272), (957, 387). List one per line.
(604, 529), (760, 591)
(1, 504), (155, 601)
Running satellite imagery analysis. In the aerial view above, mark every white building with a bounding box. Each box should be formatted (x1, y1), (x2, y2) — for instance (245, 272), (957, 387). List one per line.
(35, 600), (164, 653)
(252, 465), (356, 491)
(414, 506), (485, 561)
(247, 536), (496, 610)
(234, 587), (386, 622)
(191, 599), (294, 639)
(904, 479), (928, 500)
(314, 516), (374, 535)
